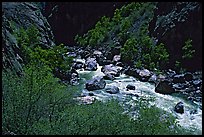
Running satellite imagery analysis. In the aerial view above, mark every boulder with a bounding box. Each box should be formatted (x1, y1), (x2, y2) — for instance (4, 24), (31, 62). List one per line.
(81, 50), (91, 59)
(166, 69), (176, 78)
(184, 72), (193, 81)
(115, 62), (124, 67)
(103, 73), (115, 80)
(101, 64), (122, 80)
(126, 84), (135, 90)
(173, 74), (185, 83)
(172, 83), (186, 90)
(69, 72), (79, 85)
(157, 74), (166, 81)
(155, 80), (176, 94)
(112, 55), (121, 63)
(65, 68), (79, 85)
(174, 101), (184, 114)
(97, 58), (112, 66)
(66, 52), (77, 58)
(148, 74), (157, 84)
(192, 79), (202, 87)
(138, 69), (151, 82)
(85, 76), (106, 91)
(72, 59), (85, 70)
(105, 86), (120, 94)
(93, 50), (102, 58)
(124, 67), (140, 78)
(85, 57), (97, 71)
(106, 46), (121, 60)
(75, 96), (95, 104)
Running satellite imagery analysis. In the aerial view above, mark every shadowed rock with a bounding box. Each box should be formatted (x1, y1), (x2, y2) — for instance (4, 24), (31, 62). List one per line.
(86, 76), (106, 91)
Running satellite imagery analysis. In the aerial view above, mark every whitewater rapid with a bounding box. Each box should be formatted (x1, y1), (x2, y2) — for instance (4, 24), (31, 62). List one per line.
(76, 61), (202, 134)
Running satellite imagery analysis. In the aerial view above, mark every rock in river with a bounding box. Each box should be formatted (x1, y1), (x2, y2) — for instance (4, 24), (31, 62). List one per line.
(174, 101), (184, 114)
(86, 76), (106, 91)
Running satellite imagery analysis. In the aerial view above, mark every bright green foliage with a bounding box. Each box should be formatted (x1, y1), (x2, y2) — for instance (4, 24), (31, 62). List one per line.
(182, 39), (195, 59)
(121, 34), (169, 70)
(152, 43), (169, 68)
(121, 37), (138, 64)
(12, 24), (72, 73)
(75, 16), (112, 47)
(2, 63), (70, 134)
(30, 44), (73, 72)
(12, 25), (40, 63)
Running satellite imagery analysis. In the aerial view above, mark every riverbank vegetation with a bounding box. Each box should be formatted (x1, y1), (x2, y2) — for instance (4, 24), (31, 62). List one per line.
(2, 64), (193, 135)
(2, 2), (200, 135)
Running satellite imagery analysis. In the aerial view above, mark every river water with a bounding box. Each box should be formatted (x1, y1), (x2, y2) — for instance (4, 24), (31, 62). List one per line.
(75, 61), (202, 135)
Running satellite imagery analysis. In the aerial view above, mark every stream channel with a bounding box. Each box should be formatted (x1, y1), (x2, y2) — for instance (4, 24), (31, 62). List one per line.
(74, 59), (202, 135)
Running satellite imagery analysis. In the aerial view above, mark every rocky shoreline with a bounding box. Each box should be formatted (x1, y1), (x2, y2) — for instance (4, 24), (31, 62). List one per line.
(63, 47), (202, 111)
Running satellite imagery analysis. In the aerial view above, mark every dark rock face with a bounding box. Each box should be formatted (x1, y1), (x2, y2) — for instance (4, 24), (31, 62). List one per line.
(44, 2), (127, 45)
(2, 2), (55, 73)
(105, 86), (120, 94)
(54, 68), (79, 85)
(174, 101), (184, 114)
(86, 76), (106, 91)
(155, 80), (176, 94)
(149, 2), (202, 71)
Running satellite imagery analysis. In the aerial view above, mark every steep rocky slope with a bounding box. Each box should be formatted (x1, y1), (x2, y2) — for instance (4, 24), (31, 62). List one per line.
(2, 2), (55, 74)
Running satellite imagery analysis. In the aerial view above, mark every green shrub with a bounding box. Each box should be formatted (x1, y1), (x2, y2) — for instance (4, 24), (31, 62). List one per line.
(121, 37), (138, 65)
(2, 63), (73, 134)
(75, 16), (112, 47)
(182, 39), (195, 59)
(12, 24), (72, 73)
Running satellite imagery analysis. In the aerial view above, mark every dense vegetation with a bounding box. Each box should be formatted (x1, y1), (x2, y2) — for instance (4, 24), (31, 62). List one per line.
(75, 2), (196, 72)
(2, 65), (193, 135)
(2, 23), (194, 136)
(2, 2), (199, 135)
(10, 22), (72, 75)
(75, 2), (169, 70)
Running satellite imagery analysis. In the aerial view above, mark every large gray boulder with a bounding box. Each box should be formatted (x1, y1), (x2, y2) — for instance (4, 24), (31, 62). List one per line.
(85, 76), (106, 91)
(155, 80), (176, 94)
(101, 64), (122, 80)
(138, 69), (151, 82)
(85, 57), (98, 71)
(105, 86), (120, 94)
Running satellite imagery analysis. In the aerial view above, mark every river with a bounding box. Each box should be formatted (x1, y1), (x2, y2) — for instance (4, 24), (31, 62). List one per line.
(75, 60), (202, 135)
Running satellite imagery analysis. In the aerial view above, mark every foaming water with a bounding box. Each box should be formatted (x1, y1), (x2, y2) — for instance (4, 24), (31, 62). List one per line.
(77, 65), (202, 134)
